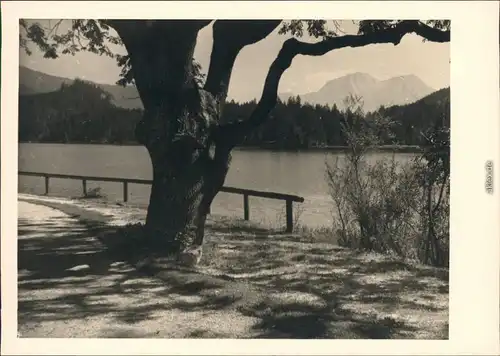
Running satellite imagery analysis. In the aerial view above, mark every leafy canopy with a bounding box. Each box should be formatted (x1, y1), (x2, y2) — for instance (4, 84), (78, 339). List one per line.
(20, 20), (450, 87)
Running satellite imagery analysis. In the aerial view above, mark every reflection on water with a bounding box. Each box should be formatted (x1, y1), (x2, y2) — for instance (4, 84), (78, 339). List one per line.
(18, 143), (415, 228)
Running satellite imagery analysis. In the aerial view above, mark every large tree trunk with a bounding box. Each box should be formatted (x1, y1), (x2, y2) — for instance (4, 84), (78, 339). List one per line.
(136, 82), (232, 254)
(144, 137), (231, 253)
(110, 21), (229, 255)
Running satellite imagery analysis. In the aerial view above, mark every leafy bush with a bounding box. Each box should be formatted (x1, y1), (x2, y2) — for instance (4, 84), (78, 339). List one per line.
(326, 95), (449, 267)
(414, 99), (450, 266)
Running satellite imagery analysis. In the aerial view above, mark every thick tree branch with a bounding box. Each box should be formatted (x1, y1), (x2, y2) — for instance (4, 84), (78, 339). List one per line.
(103, 20), (212, 109)
(103, 20), (215, 151)
(203, 20), (281, 103)
(104, 20), (212, 42)
(217, 20), (450, 146)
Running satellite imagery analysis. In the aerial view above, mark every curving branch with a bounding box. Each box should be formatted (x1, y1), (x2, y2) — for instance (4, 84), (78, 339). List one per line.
(217, 20), (450, 147)
(203, 20), (282, 104)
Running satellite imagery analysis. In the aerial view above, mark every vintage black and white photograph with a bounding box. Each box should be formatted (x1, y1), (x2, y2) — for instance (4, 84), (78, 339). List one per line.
(0, 0), (496, 350)
(14, 16), (452, 340)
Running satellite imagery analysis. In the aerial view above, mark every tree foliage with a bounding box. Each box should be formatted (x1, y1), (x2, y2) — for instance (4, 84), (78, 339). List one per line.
(19, 80), (140, 144)
(20, 19), (449, 89)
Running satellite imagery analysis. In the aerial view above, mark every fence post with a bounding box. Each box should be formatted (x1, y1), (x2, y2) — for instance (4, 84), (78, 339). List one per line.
(44, 175), (49, 195)
(243, 194), (249, 220)
(286, 199), (293, 233)
(123, 181), (128, 202)
(82, 179), (87, 197)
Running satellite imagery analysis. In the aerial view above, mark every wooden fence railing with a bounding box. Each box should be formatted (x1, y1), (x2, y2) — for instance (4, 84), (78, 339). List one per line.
(18, 171), (305, 232)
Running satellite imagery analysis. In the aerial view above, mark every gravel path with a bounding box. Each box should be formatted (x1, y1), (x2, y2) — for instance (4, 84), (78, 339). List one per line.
(17, 201), (262, 338)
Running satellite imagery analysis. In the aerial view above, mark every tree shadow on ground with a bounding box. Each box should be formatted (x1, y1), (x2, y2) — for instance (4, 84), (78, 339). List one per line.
(18, 200), (266, 338)
(200, 221), (449, 339)
(18, 198), (448, 339)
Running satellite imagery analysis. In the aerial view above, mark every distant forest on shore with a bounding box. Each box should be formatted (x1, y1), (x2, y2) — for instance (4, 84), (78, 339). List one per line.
(19, 79), (450, 150)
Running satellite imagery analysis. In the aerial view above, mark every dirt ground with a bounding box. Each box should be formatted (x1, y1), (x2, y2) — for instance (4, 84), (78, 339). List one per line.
(17, 193), (449, 339)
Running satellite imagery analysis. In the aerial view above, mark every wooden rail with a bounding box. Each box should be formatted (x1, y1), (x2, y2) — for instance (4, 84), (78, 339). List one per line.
(18, 171), (305, 232)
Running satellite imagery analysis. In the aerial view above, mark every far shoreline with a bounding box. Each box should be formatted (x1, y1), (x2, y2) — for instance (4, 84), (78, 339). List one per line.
(19, 141), (426, 154)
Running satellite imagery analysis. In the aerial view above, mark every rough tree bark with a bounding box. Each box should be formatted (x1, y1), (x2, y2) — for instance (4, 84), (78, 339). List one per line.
(106, 20), (280, 254)
(104, 19), (449, 256)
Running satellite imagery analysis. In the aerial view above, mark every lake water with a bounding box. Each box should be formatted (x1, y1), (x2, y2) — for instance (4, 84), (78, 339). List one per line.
(18, 143), (415, 229)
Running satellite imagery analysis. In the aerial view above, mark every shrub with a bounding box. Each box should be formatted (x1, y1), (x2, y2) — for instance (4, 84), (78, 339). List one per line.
(325, 95), (449, 267)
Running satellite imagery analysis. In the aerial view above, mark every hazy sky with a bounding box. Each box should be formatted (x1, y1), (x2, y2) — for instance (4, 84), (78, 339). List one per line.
(20, 20), (450, 103)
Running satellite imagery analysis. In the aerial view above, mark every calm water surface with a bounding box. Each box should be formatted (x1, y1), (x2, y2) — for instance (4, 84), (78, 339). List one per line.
(18, 143), (415, 228)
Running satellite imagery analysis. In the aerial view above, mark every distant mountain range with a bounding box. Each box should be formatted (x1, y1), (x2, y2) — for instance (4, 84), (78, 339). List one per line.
(279, 72), (436, 112)
(20, 66), (437, 112)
